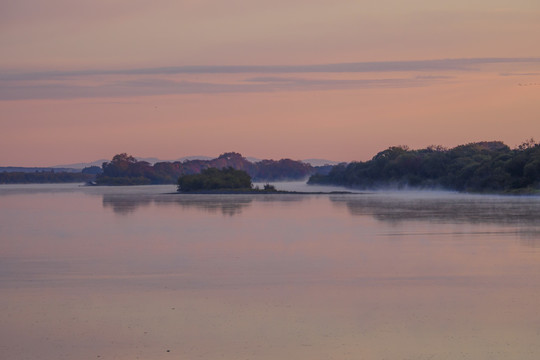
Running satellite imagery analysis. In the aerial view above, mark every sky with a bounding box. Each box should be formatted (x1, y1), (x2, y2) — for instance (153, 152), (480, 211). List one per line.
(1, 0), (540, 166)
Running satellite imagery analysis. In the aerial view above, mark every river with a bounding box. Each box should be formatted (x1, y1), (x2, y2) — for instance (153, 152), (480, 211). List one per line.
(1, 183), (540, 359)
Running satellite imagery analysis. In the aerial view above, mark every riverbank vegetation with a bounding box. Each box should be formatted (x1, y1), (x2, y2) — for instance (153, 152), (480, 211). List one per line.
(95, 152), (323, 185)
(0, 171), (94, 184)
(308, 140), (540, 194)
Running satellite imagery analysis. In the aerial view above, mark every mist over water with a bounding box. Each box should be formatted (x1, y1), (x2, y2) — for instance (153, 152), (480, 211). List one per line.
(1, 183), (540, 359)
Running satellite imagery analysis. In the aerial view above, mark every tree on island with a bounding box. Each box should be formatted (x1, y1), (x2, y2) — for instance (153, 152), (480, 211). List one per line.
(177, 167), (253, 192)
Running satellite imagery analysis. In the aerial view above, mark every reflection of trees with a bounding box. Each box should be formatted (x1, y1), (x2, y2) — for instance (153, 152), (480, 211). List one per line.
(102, 194), (253, 216)
(519, 231), (540, 248)
(168, 197), (253, 216)
(102, 193), (309, 216)
(330, 194), (540, 225)
(330, 194), (540, 247)
(102, 195), (153, 215)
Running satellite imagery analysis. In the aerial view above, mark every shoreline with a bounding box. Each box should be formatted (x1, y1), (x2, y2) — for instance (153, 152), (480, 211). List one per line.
(172, 189), (357, 195)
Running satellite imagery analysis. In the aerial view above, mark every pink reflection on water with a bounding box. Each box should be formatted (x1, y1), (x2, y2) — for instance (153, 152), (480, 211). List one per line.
(1, 185), (540, 359)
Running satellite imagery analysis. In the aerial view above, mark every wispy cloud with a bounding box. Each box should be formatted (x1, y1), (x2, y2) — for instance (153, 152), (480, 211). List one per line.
(0, 77), (437, 100)
(414, 75), (456, 80)
(244, 76), (432, 89)
(499, 72), (540, 76)
(2, 57), (540, 81)
(1, 57), (538, 100)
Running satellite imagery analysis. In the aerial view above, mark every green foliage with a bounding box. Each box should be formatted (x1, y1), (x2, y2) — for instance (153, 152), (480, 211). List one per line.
(177, 167), (253, 192)
(309, 140), (540, 193)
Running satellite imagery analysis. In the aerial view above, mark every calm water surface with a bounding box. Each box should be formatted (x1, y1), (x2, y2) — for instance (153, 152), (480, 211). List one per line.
(1, 183), (540, 360)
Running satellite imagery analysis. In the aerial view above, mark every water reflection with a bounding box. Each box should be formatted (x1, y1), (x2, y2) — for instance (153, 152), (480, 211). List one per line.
(331, 192), (540, 247)
(331, 192), (540, 225)
(518, 230), (540, 248)
(101, 193), (309, 216)
(3, 185), (540, 359)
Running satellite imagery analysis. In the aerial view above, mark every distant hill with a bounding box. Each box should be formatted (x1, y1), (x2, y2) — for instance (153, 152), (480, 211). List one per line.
(51, 156), (212, 168)
(245, 156), (262, 163)
(51, 159), (109, 170)
(53, 157), (164, 168)
(301, 158), (340, 166)
(174, 155), (213, 162)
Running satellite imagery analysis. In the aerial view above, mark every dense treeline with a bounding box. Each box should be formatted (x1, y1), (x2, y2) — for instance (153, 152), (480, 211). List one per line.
(177, 167), (253, 192)
(255, 159), (316, 180)
(0, 167), (80, 173)
(95, 152), (318, 185)
(0, 171), (94, 184)
(308, 140), (540, 193)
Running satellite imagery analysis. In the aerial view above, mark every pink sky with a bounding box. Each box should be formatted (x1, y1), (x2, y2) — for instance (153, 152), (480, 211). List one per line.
(1, 0), (540, 166)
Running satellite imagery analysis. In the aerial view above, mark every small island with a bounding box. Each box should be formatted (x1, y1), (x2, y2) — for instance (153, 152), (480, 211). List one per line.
(178, 167), (262, 193)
